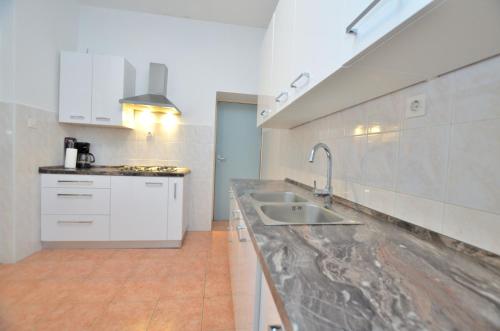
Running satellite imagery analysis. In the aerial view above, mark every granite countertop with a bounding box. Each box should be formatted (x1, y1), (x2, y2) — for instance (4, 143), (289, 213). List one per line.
(39, 165), (191, 177)
(231, 179), (500, 331)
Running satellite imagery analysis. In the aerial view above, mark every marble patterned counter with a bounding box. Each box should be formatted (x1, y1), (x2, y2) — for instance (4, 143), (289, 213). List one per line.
(231, 179), (500, 331)
(39, 165), (190, 177)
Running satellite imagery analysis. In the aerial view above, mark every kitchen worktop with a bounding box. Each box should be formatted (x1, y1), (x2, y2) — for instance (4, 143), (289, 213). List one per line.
(231, 179), (500, 331)
(39, 165), (191, 177)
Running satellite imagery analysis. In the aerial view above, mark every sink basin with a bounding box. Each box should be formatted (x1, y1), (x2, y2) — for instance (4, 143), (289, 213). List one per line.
(250, 191), (308, 203)
(256, 203), (361, 226)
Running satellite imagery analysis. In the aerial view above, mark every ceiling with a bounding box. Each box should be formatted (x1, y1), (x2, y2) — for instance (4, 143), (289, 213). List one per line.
(79, 0), (278, 28)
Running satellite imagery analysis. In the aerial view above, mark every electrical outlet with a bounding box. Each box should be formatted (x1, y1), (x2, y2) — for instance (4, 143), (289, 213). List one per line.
(406, 94), (426, 118)
(27, 117), (37, 128)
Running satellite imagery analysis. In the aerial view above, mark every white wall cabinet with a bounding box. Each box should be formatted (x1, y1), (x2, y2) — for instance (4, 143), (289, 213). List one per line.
(256, 15), (276, 126)
(40, 174), (187, 245)
(59, 52), (93, 124)
(258, 0), (500, 128)
(59, 51), (136, 128)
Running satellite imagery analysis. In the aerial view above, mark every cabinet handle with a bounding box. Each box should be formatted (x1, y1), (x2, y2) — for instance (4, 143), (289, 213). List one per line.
(232, 210), (241, 220)
(290, 72), (310, 88)
(275, 91), (288, 103)
(174, 183), (177, 199)
(237, 224), (247, 242)
(70, 115), (85, 120)
(269, 326), (283, 331)
(57, 180), (93, 184)
(346, 0), (382, 34)
(145, 182), (163, 187)
(58, 220), (94, 224)
(260, 109), (270, 117)
(95, 116), (111, 121)
(57, 193), (93, 198)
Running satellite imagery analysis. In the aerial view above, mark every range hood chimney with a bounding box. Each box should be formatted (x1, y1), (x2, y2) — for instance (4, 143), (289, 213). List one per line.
(119, 63), (181, 115)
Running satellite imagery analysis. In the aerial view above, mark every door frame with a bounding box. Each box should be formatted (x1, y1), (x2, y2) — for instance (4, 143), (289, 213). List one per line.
(212, 93), (261, 224)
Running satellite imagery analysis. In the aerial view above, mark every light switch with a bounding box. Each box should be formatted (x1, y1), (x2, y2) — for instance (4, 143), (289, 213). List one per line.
(406, 94), (426, 118)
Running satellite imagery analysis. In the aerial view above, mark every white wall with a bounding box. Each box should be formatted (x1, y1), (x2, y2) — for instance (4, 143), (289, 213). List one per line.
(262, 55), (500, 255)
(0, 0), (80, 263)
(76, 6), (264, 231)
(13, 0), (79, 111)
(0, 0), (15, 103)
(78, 6), (263, 125)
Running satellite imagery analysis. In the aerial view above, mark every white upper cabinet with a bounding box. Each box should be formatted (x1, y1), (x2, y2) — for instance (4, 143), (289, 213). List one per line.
(271, 0), (295, 112)
(257, 15), (276, 126)
(289, 0), (344, 103)
(59, 52), (93, 124)
(59, 52), (135, 128)
(91, 54), (135, 127)
(259, 0), (500, 128)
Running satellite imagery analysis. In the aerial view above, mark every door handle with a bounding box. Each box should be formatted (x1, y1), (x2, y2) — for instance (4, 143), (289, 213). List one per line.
(216, 155), (226, 162)
(237, 224), (247, 242)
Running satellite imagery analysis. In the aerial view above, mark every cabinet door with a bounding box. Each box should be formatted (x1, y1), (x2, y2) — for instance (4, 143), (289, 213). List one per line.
(110, 176), (169, 240)
(257, 15), (276, 126)
(290, 0), (344, 102)
(341, 0), (433, 63)
(92, 54), (126, 126)
(167, 177), (184, 241)
(259, 273), (284, 331)
(271, 0), (295, 112)
(59, 52), (92, 124)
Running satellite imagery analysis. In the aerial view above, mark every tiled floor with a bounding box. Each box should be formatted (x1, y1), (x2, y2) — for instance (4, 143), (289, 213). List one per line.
(0, 226), (234, 331)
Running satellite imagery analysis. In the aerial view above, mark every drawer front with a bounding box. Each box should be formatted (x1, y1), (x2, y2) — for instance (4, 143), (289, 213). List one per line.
(42, 188), (110, 215)
(41, 215), (109, 241)
(41, 174), (111, 189)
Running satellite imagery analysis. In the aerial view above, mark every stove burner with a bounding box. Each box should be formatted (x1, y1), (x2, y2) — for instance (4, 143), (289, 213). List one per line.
(120, 165), (178, 173)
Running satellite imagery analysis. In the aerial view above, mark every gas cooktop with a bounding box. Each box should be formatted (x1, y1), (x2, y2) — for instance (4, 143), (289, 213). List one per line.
(118, 165), (178, 173)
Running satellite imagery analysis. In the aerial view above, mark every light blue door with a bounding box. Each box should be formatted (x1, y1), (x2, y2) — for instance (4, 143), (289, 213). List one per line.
(214, 102), (261, 221)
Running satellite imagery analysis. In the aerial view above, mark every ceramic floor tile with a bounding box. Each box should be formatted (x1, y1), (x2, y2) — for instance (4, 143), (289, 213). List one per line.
(17, 279), (74, 305)
(92, 301), (156, 331)
(148, 297), (203, 331)
(129, 259), (170, 280)
(35, 302), (106, 331)
(166, 256), (207, 277)
(0, 280), (38, 306)
(67, 278), (124, 303)
(160, 274), (205, 299)
(202, 295), (235, 331)
(3, 261), (57, 280)
(50, 260), (98, 279)
(205, 271), (232, 298)
(113, 279), (165, 303)
(0, 303), (53, 331)
(88, 259), (137, 280)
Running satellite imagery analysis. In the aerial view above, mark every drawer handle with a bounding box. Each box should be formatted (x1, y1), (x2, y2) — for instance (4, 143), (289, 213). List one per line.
(269, 326), (282, 331)
(57, 180), (94, 184)
(57, 220), (94, 224)
(237, 224), (247, 242)
(232, 210), (241, 220)
(95, 116), (111, 121)
(260, 109), (270, 117)
(174, 183), (177, 199)
(145, 182), (163, 187)
(290, 72), (310, 88)
(346, 0), (382, 34)
(275, 91), (288, 103)
(70, 115), (85, 120)
(57, 193), (93, 198)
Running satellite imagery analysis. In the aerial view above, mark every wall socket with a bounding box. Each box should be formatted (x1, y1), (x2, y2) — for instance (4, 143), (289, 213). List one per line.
(406, 94), (426, 118)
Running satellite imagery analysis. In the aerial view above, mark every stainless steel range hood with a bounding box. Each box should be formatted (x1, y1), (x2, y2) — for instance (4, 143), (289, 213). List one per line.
(119, 63), (181, 115)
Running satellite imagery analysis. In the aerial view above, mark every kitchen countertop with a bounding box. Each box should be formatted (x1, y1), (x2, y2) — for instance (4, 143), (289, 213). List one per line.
(231, 179), (500, 331)
(39, 165), (191, 177)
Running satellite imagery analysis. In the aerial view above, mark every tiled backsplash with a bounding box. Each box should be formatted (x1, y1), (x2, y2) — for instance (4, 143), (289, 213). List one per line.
(261, 55), (500, 255)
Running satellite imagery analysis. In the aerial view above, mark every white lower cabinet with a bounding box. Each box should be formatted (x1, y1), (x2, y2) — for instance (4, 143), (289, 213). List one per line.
(228, 190), (285, 331)
(40, 174), (187, 244)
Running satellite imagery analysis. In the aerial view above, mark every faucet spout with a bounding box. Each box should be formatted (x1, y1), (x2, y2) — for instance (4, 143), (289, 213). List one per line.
(308, 143), (333, 208)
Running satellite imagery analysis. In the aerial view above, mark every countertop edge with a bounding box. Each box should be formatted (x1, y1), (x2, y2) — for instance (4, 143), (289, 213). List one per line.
(38, 166), (191, 177)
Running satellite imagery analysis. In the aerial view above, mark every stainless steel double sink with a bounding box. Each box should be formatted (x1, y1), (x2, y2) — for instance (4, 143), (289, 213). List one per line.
(249, 191), (361, 226)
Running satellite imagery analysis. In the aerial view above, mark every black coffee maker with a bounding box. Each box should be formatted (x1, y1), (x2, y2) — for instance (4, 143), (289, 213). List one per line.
(75, 142), (95, 168)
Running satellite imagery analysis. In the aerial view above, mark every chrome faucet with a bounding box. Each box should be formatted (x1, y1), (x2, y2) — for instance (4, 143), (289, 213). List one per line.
(308, 143), (332, 209)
